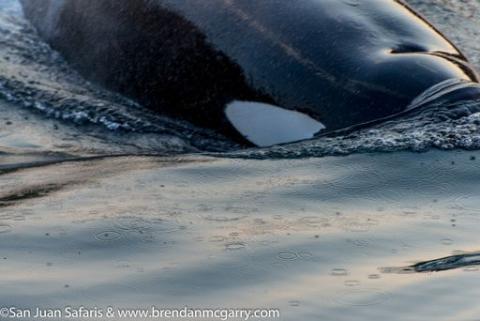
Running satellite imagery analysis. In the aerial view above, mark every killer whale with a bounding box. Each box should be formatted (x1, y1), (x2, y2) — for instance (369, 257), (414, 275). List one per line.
(20, 0), (480, 146)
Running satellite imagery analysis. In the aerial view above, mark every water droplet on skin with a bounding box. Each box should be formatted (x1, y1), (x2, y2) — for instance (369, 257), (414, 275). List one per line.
(331, 268), (349, 276)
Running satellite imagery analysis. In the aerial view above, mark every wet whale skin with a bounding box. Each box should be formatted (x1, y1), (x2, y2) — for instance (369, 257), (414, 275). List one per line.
(20, 0), (480, 143)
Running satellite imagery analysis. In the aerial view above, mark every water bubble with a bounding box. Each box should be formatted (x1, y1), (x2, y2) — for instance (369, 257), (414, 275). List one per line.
(347, 239), (371, 248)
(0, 224), (12, 234)
(298, 216), (327, 227)
(114, 217), (151, 231)
(331, 268), (349, 276)
(208, 235), (226, 243)
(288, 300), (301, 307)
(225, 242), (246, 251)
(277, 251), (298, 261)
(298, 251), (313, 260)
(204, 215), (246, 222)
(342, 219), (378, 232)
(95, 230), (122, 241)
(441, 238), (454, 245)
(115, 216), (184, 234)
(344, 280), (360, 287)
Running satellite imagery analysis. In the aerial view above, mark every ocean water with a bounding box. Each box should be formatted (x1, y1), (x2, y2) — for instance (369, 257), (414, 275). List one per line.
(2, 0), (480, 320)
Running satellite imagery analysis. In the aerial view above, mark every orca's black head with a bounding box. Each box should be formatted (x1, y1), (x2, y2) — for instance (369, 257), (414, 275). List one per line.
(216, 0), (480, 146)
(18, 0), (480, 147)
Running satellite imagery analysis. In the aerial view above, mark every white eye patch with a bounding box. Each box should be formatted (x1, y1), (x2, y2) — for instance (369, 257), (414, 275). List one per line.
(225, 101), (326, 147)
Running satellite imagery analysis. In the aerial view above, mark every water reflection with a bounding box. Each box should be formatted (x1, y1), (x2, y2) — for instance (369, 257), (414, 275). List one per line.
(1, 150), (480, 320)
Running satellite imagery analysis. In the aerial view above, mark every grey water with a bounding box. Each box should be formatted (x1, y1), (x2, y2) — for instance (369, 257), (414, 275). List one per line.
(2, 0), (480, 320)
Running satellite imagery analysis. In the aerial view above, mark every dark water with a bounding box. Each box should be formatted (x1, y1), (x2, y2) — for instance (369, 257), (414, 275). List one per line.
(2, 1), (480, 320)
